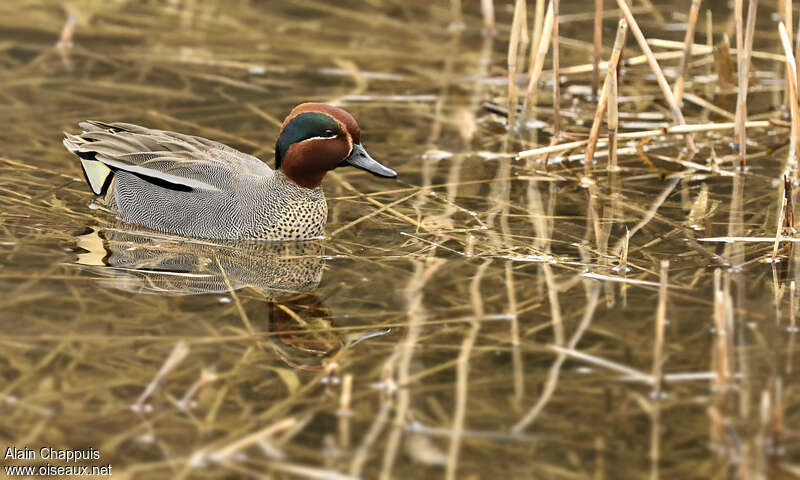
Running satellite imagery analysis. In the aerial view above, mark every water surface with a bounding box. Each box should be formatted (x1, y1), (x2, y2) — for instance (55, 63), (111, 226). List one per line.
(1, 1), (798, 478)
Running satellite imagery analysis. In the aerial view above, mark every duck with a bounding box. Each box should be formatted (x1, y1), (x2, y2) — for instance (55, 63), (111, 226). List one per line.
(62, 103), (397, 240)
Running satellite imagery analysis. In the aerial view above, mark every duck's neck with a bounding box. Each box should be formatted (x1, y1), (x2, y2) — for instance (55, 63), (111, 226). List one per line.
(274, 170), (325, 195)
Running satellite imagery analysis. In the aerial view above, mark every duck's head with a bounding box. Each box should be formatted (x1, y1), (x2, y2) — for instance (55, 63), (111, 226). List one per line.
(275, 103), (397, 189)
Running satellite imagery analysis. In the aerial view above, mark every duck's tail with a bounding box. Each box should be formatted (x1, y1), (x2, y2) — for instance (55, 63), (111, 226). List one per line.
(63, 128), (113, 196)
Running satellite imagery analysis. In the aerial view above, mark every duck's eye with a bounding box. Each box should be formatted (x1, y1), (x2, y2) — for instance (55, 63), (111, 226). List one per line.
(323, 129), (337, 137)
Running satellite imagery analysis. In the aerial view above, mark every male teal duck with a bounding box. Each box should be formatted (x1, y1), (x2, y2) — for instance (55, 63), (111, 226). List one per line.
(63, 103), (397, 240)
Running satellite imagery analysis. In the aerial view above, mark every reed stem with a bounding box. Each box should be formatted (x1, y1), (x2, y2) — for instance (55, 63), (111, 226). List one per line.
(524, 1), (555, 118)
(779, 22), (800, 168)
(507, 0), (527, 129)
(673, 0), (702, 106)
(652, 260), (669, 398)
(615, 0), (696, 151)
(585, 20), (628, 173)
(735, 0), (759, 166)
(552, 0), (562, 137)
(593, 0), (603, 99)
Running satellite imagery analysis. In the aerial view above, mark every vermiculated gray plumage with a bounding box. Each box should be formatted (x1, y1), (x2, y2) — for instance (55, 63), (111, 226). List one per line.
(63, 121), (327, 240)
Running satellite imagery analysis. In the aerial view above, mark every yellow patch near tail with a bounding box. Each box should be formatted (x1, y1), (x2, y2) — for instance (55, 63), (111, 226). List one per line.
(80, 159), (112, 195)
(74, 229), (106, 266)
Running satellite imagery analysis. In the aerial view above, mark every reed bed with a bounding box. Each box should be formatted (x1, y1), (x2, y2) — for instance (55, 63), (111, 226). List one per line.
(0, 0), (799, 479)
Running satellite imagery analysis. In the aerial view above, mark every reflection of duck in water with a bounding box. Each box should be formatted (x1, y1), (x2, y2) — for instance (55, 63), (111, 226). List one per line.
(73, 227), (390, 368)
(74, 227), (324, 297)
(266, 293), (390, 370)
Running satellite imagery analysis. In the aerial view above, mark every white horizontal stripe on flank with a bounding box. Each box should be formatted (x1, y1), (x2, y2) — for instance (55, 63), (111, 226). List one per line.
(93, 157), (220, 191)
(109, 267), (216, 278)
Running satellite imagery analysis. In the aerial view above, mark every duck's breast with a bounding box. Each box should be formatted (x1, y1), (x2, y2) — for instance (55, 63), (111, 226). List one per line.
(240, 174), (328, 240)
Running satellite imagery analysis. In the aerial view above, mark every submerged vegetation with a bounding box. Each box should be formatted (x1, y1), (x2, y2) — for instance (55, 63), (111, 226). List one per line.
(0, 0), (799, 478)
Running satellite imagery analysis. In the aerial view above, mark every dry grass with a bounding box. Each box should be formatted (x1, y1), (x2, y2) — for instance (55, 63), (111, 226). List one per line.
(0, 0), (799, 479)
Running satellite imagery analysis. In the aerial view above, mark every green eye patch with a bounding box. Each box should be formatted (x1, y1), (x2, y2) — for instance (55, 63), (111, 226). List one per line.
(275, 112), (340, 168)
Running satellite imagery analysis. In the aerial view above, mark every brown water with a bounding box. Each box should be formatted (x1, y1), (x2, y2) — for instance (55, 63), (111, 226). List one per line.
(1, 1), (799, 478)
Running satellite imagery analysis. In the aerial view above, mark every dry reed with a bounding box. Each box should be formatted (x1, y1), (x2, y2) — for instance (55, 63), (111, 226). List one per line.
(2, 1), (799, 478)
(615, 0), (696, 151)
(672, 0), (701, 105)
(584, 20), (628, 172)
(592, 0), (603, 98)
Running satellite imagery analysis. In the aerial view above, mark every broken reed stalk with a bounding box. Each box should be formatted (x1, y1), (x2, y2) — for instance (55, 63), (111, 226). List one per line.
(649, 395), (661, 475)
(735, 0), (759, 166)
(524, 0), (555, 117)
(772, 175), (788, 261)
(713, 269), (730, 387)
(608, 45), (619, 172)
(646, 37), (785, 61)
(593, 0), (603, 98)
(133, 340), (189, 411)
(615, 0), (696, 151)
(481, 0), (495, 34)
(338, 373), (353, 449)
(708, 406), (726, 448)
(779, 22), (800, 167)
(552, 0), (562, 136)
(652, 260), (669, 398)
(792, 280), (797, 330)
(507, 0), (527, 128)
(705, 10), (713, 98)
(520, 120), (772, 159)
(619, 226), (630, 272)
(530, 0), (547, 66)
(780, 175), (794, 259)
(177, 368), (218, 409)
(783, 0), (792, 110)
(673, 0), (702, 105)
(584, 20), (628, 173)
(790, 174), (797, 230)
(714, 33), (736, 89)
(56, 15), (77, 48)
(734, 1), (747, 146)
(682, 92), (735, 120)
(795, 9), (800, 125)
(772, 380), (785, 446)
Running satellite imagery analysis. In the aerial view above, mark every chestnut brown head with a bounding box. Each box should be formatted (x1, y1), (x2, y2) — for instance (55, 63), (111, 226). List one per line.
(275, 103), (397, 189)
